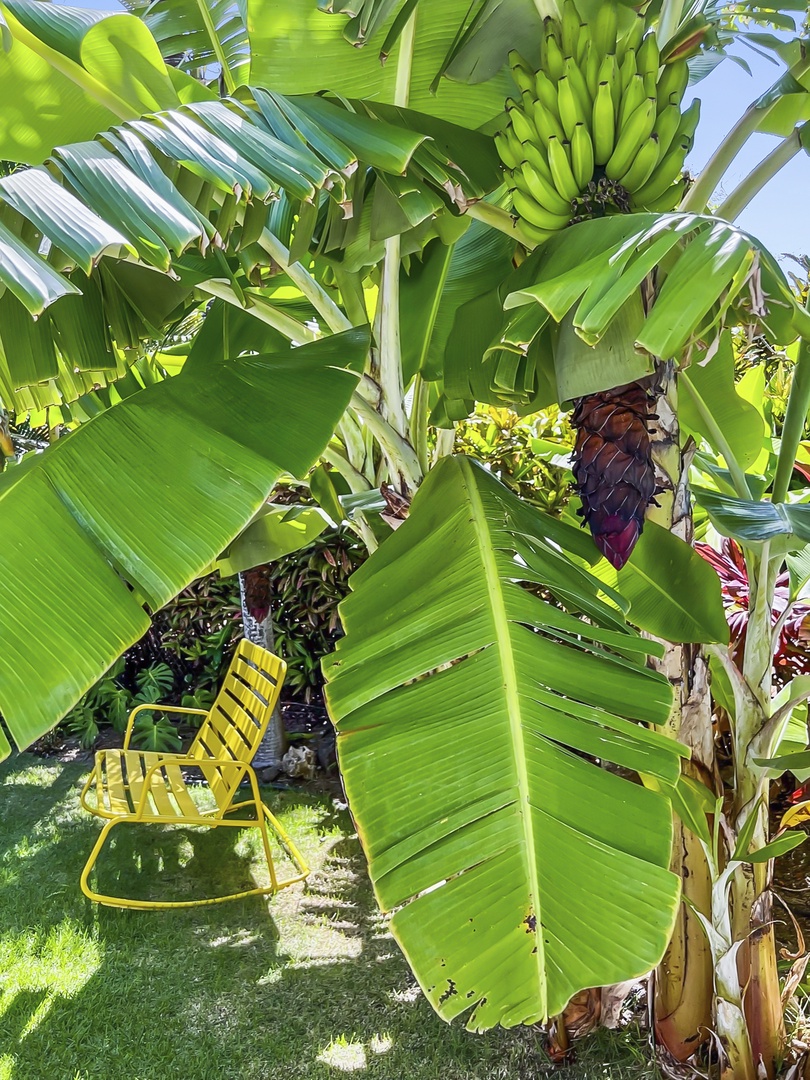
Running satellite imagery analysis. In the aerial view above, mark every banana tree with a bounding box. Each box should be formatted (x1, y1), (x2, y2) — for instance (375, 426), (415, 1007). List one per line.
(1, 0), (810, 1075)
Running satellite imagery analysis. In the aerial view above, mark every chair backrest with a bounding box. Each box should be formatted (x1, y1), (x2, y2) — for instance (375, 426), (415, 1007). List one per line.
(187, 640), (286, 811)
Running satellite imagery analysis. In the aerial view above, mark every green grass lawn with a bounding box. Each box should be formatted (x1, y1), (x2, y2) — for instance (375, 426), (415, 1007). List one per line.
(0, 755), (658, 1080)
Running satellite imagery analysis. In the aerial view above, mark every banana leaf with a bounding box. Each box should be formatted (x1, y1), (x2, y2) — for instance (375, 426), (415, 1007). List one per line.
(0, 328), (368, 757)
(324, 455), (684, 1028)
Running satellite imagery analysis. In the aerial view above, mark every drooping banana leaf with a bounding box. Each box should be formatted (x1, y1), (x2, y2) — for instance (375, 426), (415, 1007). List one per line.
(0, 83), (429, 395)
(324, 455), (684, 1028)
(0, 328), (368, 758)
(478, 212), (810, 409)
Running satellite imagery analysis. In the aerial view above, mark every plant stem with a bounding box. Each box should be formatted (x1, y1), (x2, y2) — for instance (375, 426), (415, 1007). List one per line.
(682, 57), (810, 214)
(197, 280), (318, 342)
(321, 445), (371, 493)
(373, 8), (418, 452)
(715, 129), (803, 223)
(350, 391), (422, 492)
(394, 9), (417, 107)
(378, 235), (411, 441)
(772, 324), (810, 505)
(433, 427), (455, 462)
(259, 230), (352, 334)
(409, 374), (430, 475)
(679, 371), (752, 498)
(193, 0), (235, 94)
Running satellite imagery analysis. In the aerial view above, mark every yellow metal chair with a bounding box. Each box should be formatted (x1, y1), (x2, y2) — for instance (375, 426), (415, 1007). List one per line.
(79, 639), (309, 909)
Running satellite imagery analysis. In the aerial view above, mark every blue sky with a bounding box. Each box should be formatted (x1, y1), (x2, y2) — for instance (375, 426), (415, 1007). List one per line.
(684, 47), (809, 266)
(56, 0), (808, 262)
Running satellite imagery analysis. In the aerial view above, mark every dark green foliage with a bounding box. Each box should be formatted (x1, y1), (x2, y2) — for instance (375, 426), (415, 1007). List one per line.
(57, 531), (362, 748)
(268, 530), (366, 702)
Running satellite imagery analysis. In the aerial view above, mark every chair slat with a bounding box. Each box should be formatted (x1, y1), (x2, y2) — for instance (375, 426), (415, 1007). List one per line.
(163, 764), (200, 818)
(103, 752), (129, 815)
(123, 752), (148, 815)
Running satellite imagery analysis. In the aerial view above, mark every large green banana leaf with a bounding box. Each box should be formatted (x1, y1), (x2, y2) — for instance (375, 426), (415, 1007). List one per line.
(0, 328), (368, 758)
(324, 456), (685, 1027)
(246, 0), (539, 128)
(0, 0), (212, 162)
(123, 0), (251, 89)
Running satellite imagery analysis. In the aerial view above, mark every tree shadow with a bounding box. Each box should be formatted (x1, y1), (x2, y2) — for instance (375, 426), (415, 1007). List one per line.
(0, 755), (644, 1080)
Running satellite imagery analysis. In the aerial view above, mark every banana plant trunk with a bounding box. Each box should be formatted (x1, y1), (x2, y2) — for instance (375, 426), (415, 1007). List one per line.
(644, 369), (715, 1061)
(646, 375), (784, 1077)
(729, 562), (783, 1079)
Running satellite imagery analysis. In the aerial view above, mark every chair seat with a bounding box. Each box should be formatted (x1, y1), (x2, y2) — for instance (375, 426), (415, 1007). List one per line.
(90, 750), (210, 821)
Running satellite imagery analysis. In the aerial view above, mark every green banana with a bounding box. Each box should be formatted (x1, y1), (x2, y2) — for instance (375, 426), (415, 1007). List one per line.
(516, 160), (574, 216)
(571, 122), (595, 189)
(655, 60), (688, 112)
(637, 32), (660, 80)
(534, 69), (562, 120)
(523, 139), (554, 183)
(544, 15), (561, 47)
(617, 135), (661, 192)
(564, 55), (592, 113)
(516, 217), (556, 247)
(592, 80), (616, 165)
(508, 50), (536, 95)
(538, 26), (548, 77)
(605, 96), (656, 180)
(619, 73), (646, 128)
(632, 175), (688, 212)
(547, 135), (580, 201)
(593, 3), (617, 55)
(507, 103), (539, 145)
(598, 52), (620, 103)
(618, 12), (645, 62)
(583, 40), (600, 99)
(504, 126), (525, 168)
(531, 99), (566, 143)
(652, 97), (682, 156)
(556, 76), (583, 140)
(620, 48), (638, 94)
(494, 6), (703, 233)
(545, 32), (565, 81)
(512, 186), (572, 230)
(561, 0), (581, 58)
(630, 136), (689, 205)
(576, 20), (591, 67)
(676, 98), (701, 150)
(495, 131), (520, 170)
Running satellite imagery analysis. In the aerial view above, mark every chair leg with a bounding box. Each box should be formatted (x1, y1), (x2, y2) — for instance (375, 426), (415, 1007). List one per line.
(80, 815), (295, 910)
(80, 816), (122, 905)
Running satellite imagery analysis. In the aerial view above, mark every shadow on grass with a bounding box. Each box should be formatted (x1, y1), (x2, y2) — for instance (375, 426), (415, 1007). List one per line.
(0, 756), (657, 1080)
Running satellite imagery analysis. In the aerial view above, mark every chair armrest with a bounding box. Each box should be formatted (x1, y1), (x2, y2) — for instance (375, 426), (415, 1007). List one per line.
(122, 703), (209, 750)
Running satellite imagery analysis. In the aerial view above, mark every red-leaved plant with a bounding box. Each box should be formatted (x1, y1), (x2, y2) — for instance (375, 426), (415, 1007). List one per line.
(696, 538), (810, 685)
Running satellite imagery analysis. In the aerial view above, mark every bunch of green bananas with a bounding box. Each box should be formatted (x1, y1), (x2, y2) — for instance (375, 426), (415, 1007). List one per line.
(495, 0), (700, 245)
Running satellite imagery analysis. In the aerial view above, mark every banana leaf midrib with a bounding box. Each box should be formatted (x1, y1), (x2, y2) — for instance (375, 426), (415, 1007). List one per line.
(462, 455), (548, 1018)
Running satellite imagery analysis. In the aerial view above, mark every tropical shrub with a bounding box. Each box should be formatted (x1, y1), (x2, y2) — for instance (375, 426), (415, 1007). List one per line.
(453, 404), (572, 515)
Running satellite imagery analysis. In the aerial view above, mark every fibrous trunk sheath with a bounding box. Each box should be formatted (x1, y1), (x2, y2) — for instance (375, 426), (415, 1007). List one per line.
(571, 381), (657, 569)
